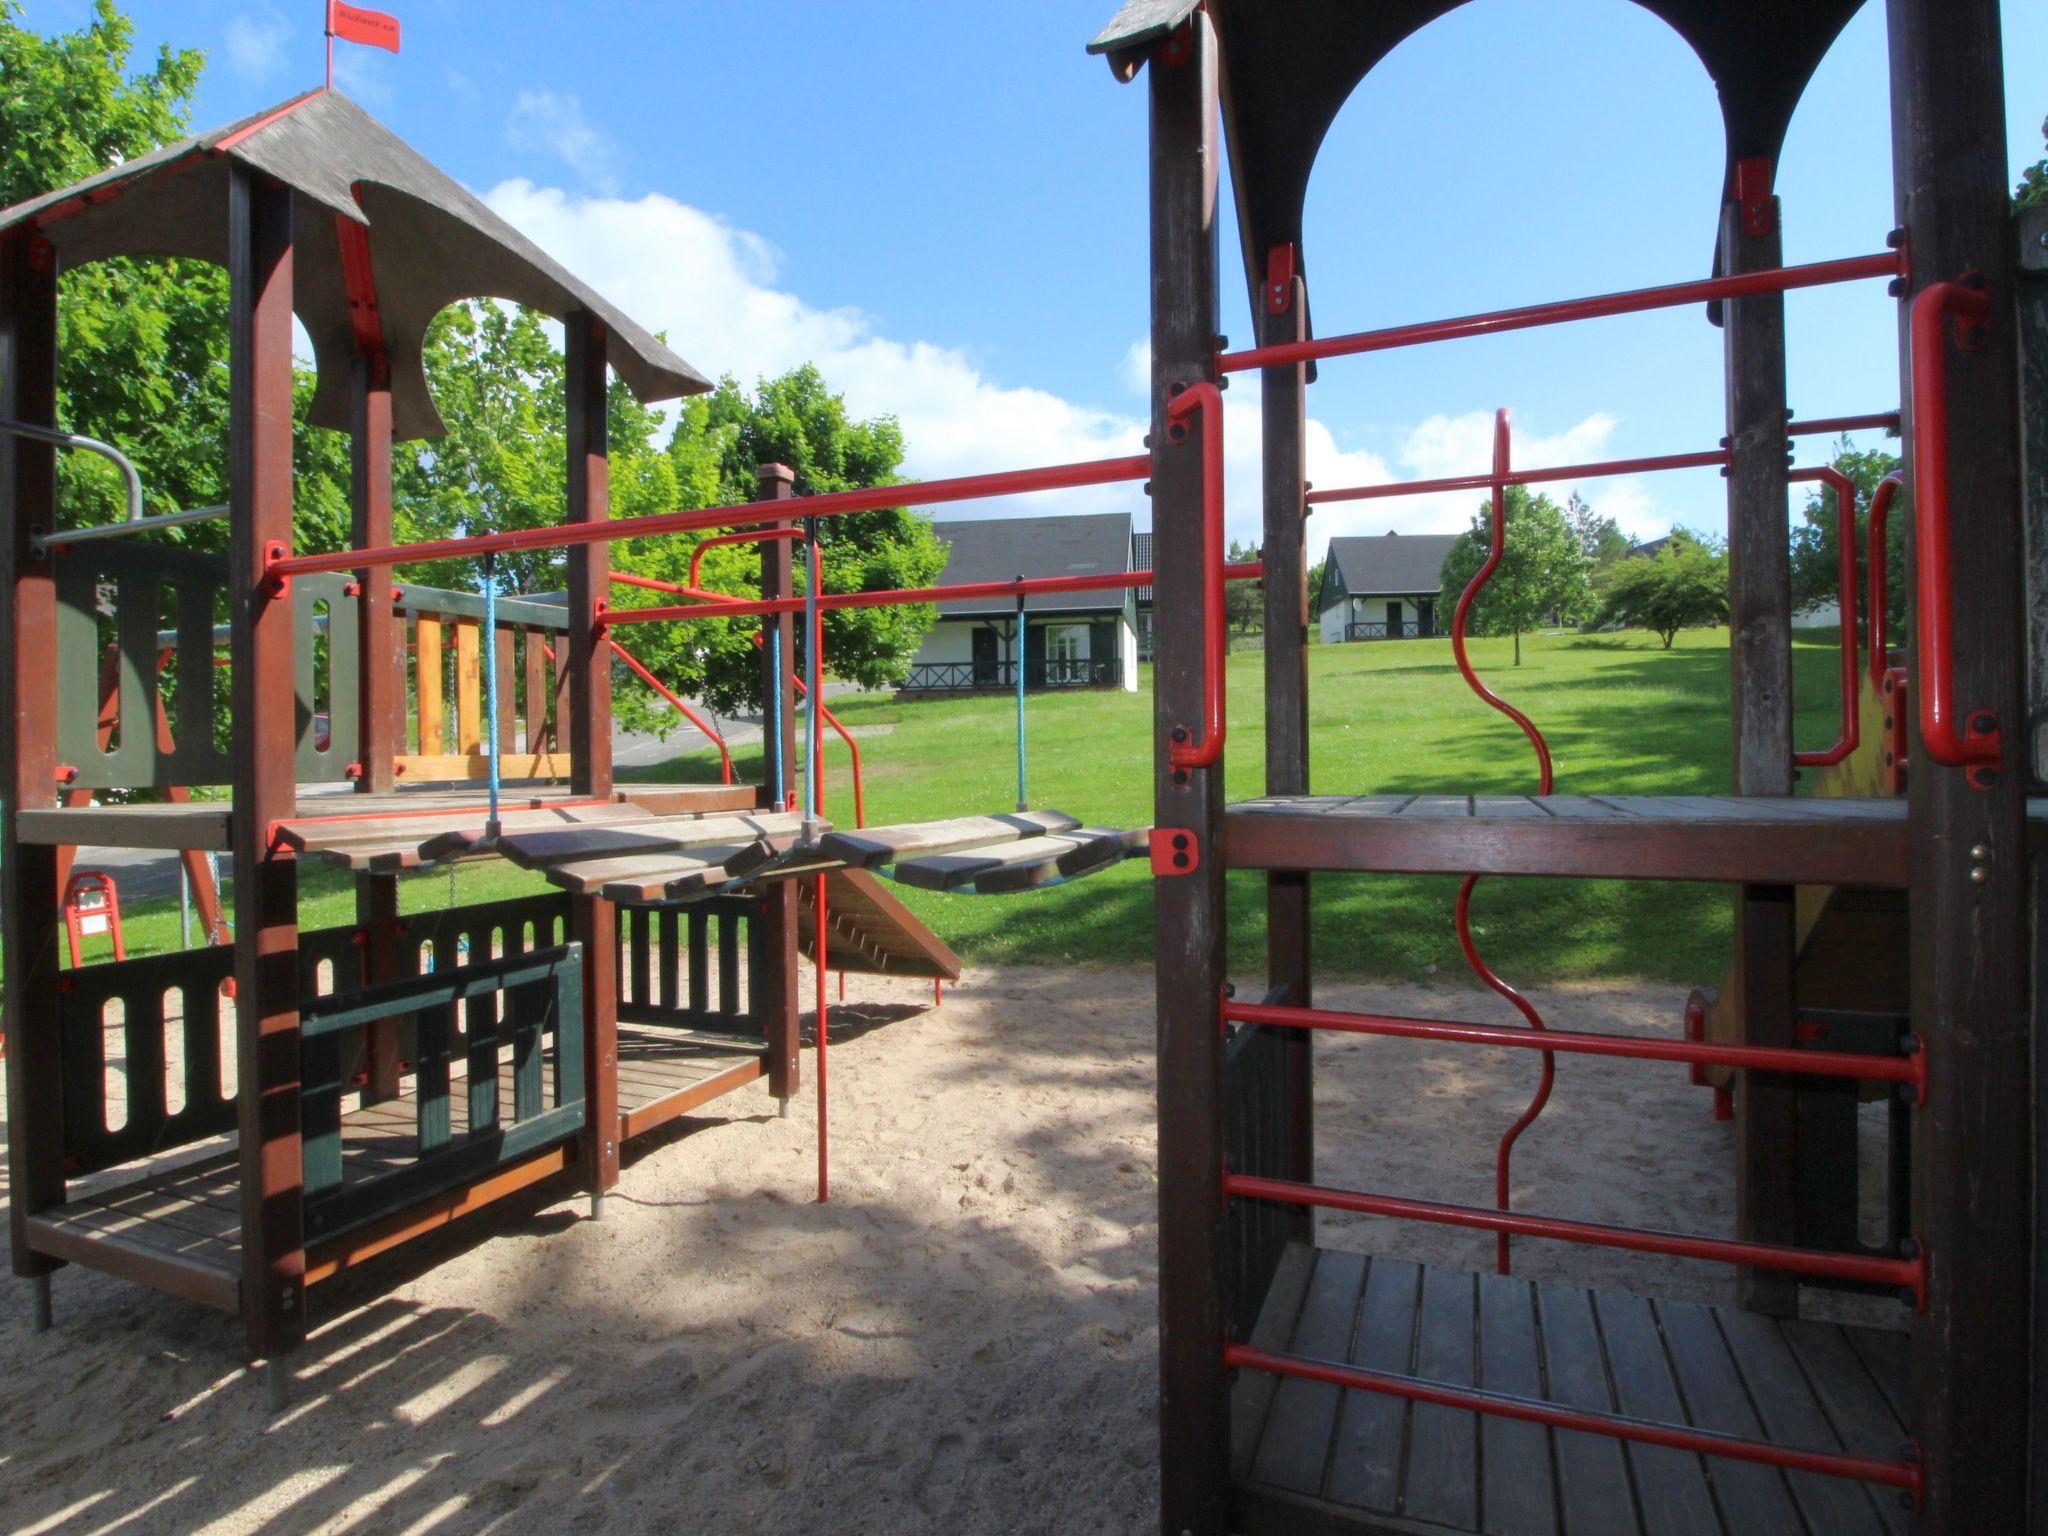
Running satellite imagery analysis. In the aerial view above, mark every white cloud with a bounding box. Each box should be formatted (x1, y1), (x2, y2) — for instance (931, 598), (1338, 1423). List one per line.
(224, 11), (290, 80)
(476, 181), (1650, 560)
(505, 93), (622, 196)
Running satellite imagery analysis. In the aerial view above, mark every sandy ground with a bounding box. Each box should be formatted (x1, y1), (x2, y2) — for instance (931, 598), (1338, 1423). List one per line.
(0, 963), (1905, 1535)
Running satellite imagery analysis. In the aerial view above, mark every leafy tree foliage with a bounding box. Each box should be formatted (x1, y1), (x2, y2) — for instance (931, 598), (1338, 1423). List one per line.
(1591, 531), (1729, 648)
(1436, 486), (1593, 665)
(1224, 538), (1263, 639)
(1566, 493), (1630, 569)
(1788, 438), (1906, 649)
(2017, 114), (2047, 210)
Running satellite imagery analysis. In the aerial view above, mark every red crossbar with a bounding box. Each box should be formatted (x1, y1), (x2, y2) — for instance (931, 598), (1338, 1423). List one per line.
(1306, 447), (1727, 506)
(1223, 1344), (1922, 1494)
(607, 639), (733, 785)
(1791, 465), (1862, 769)
(1223, 999), (1923, 1092)
(604, 562), (1263, 627)
(265, 454), (1151, 580)
(1223, 1173), (1924, 1300)
(1790, 411), (1900, 438)
(1216, 251), (1902, 373)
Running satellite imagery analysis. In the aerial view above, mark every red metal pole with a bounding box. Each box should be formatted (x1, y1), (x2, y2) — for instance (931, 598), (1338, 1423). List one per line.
(606, 637), (733, 784)
(1223, 999), (1924, 1090)
(611, 570), (720, 599)
(1223, 1343), (1922, 1494)
(1790, 465), (1861, 769)
(1222, 1173), (1925, 1299)
(607, 562), (1263, 629)
(815, 871), (829, 1204)
(1215, 250), (1904, 373)
(266, 453), (1153, 580)
(690, 526), (803, 591)
(1909, 281), (2001, 771)
(1789, 411), (1901, 438)
(1165, 382), (1227, 771)
(1306, 447), (1728, 507)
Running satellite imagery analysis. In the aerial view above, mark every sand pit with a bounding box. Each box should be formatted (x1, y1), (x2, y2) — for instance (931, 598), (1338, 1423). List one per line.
(0, 963), (1904, 1534)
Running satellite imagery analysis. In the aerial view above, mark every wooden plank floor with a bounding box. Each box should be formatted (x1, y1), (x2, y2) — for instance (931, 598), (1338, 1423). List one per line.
(26, 1026), (765, 1311)
(1234, 1245), (1912, 1536)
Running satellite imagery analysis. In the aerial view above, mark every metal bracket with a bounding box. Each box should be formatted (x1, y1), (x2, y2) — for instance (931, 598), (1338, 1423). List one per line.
(1150, 827), (1200, 876)
(1735, 157), (1776, 239)
(263, 540), (291, 598)
(1265, 243), (1297, 315)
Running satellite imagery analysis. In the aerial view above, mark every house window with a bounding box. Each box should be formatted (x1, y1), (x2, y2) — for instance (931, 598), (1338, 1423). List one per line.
(1046, 623), (1086, 683)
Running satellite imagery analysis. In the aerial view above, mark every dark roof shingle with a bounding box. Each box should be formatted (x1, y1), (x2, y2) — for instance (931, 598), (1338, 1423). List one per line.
(928, 512), (1134, 616)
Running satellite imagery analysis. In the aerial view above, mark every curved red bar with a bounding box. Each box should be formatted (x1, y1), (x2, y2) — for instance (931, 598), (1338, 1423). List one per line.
(606, 637), (733, 785)
(1909, 281), (2001, 771)
(689, 526), (804, 592)
(1165, 382), (1227, 772)
(1790, 465), (1861, 769)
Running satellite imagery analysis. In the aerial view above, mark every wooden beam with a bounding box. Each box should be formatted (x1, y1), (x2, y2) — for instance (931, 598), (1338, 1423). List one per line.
(1, 227), (66, 1287)
(1258, 242), (1315, 1214)
(1888, 2), (2034, 1527)
(756, 464), (802, 1104)
(564, 310), (618, 1198)
(416, 617), (443, 755)
(1721, 181), (1799, 1317)
(227, 165), (305, 1363)
(350, 353), (400, 794)
(1147, 16), (1231, 1534)
(455, 619), (481, 755)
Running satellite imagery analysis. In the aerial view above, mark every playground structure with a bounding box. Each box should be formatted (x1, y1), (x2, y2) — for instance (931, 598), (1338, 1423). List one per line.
(1090, 1), (2046, 1533)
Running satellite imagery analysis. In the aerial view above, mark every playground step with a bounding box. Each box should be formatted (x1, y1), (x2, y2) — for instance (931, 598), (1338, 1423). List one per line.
(815, 810), (1082, 869)
(891, 826), (1149, 893)
(1218, 793), (2046, 887)
(798, 867), (961, 980)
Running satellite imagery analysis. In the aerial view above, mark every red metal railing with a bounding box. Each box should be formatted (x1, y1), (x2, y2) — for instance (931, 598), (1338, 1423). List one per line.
(1165, 382), (1227, 771)
(263, 453), (1153, 580)
(1305, 446), (1728, 507)
(606, 638), (734, 784)
(1790, 465), (1861, 768)
(1790, 411), (1900, 438)
(691, 526), (804, 590)
(1868, 471), (1901, 688)
(1908, 280), (2000, 774)
(1215, 250), (1903, 373)
(1223, 1343), (1922, 1495)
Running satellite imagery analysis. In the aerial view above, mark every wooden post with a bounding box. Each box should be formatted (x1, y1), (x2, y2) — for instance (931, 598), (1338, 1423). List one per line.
(1147, 16), (1230, 1534)
(226, 165), (305, 1366)
(416, 618), (443, 754)
(1259, 246), (1314, 1210)
(350, 353), (399, 794)
(455, 620), (482, 755)
(523, 628), (550, 754)
(494, 624), (516, 757)
(1886, 2), (2032, 1527)
(1720, 172), (1799, 1317)
(1, 229), (65, 1310)
(756, 462), (801, 1106)
(2022, 201), (2048, 1536)
(565, 310), (618, 1199)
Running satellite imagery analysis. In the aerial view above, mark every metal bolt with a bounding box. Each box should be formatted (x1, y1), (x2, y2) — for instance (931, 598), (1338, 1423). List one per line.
(1969, 844), (1990, 860)
(1969, 866), (1990, 884)
(1968, 712), (1997, 736)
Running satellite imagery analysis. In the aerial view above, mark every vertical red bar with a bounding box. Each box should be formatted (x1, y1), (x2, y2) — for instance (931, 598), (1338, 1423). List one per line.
(227, 166), (306, 1366)
(1, 230), (66, 1307)
(815, 872), (829, 1204)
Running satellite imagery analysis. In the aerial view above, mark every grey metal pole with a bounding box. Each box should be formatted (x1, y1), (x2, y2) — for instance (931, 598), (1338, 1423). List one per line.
(802, 516), (823, 843)
(1015, 588), (1028, 811)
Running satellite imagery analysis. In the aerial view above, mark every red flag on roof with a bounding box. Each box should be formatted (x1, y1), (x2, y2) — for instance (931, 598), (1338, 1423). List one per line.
(328, 1), (400, 54)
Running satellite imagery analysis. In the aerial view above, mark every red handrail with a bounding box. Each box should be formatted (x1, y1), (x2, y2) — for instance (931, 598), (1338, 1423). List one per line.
(1165, 381), (1227, 771)
(1224, 1344), (1921, 1494)
(1216, 250), (1902, 373)
(1223, 1173), (1924, 1301)
(1791, 465), (1861, 768)
(605, 638), (734, 784)
(1790, 411), (1900, 438)
(612, 570), (720, 599)
(1306, 446), (1728, 506)
(691, 526), (804, 591)
(265, 453), (1152, 580)
(1909, 280), (2001, 772)
(751, 632), (866, 829)
(1867, 472), (1901, 689)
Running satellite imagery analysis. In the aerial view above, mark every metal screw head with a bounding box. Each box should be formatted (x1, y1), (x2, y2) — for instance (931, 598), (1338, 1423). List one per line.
(1969, 866), (1990, 884)
(1969, 844), (1991, 860)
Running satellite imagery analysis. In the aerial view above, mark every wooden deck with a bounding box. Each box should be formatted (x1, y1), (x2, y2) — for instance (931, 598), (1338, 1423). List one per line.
(1233, 1246), (1913, 1536)
(24, 1025), (767, 1313)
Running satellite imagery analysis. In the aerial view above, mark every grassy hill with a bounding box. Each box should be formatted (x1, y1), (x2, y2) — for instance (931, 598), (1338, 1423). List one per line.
(89, 625), (1856, 987)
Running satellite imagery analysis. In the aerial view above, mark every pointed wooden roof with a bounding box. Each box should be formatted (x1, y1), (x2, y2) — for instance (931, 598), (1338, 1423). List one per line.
(0, 89), (709, 440)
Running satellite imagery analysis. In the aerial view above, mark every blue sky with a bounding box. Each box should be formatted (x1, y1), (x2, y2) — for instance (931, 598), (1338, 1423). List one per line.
(25, 0), (2048, 556)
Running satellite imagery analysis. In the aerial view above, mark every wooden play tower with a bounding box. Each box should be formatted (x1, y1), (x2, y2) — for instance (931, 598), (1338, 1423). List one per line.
(1096, 1), (2046, 1532)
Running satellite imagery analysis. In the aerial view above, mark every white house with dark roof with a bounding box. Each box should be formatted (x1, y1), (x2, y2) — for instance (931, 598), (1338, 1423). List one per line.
(901, 512), (1140, 693)
(1316, 531), (1462, 643)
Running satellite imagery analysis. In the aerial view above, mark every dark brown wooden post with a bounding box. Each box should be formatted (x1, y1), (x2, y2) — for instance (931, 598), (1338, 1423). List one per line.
(1, 228), (65, 1328)
(756, 462), (801, 1107)
(1259, 246), (1314, 1208)
(2024, 202), (2048, 1535)
(565, 309), (619, 1205)
(1887, 2), (2032, 1526)
(1720, 169), (1799, 1317)
(1147, 15), (1229, 1534)
(226, 167), (304, 1389)
(349, 351), (403, 1099)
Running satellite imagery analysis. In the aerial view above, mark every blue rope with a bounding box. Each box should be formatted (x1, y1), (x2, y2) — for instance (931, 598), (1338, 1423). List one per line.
(767, 624), (784, 807)
(482, 552), (501, 834)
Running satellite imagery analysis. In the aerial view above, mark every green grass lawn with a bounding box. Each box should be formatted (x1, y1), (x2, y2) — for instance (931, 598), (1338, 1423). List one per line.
(83, 626), (1854, 988)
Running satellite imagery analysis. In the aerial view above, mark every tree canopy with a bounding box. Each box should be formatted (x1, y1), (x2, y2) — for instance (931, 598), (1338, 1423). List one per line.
(1436, 486), (1593, 665)
(2017, 114), (2047, 209)
(1591, 531), (1729, 648)
(1788, 438), (1906, 651)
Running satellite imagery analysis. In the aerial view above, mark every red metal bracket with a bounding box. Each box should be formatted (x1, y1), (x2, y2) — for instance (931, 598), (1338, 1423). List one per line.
(263, 539), (291, 598)
(1265, 243), (1297, 315)
(1150, 827), (1200, 877)
(1735, 157), (1776, 238)
(591, 597), (611, 640)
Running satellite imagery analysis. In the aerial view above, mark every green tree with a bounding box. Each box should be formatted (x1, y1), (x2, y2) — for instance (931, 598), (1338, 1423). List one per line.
(1592, 531), (1729, 648)
(1436, 485), (1592, 665)
(1566, 493), (1630, 569)
(1224, 537), (1263, 641)
(1788, 437), (1907, 649)
(2017, 114), (2047, 209)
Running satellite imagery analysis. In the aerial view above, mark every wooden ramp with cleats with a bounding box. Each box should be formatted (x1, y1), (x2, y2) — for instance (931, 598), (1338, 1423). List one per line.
(799, 868), (960, 980)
